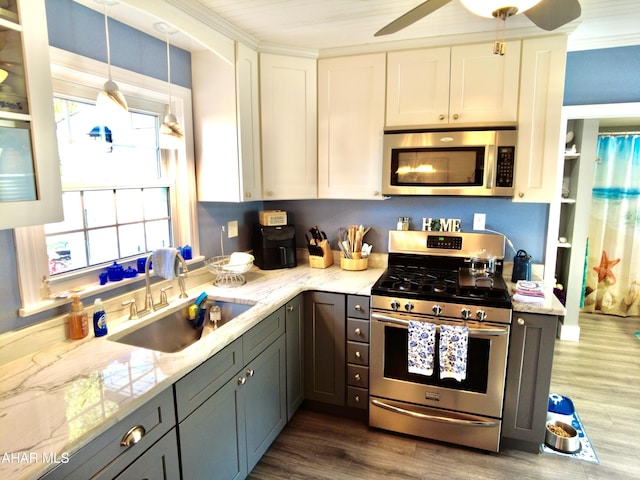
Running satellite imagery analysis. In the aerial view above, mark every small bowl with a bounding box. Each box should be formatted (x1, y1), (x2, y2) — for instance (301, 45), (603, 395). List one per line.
(545, 421), (581, 453)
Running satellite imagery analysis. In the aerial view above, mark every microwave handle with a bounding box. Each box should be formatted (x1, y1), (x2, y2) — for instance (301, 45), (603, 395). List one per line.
(371, 312), (508, 337)
(485, 144), (496, 189)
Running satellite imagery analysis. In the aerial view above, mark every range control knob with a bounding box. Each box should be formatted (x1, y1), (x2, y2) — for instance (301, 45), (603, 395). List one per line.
(432, 305), (442, 316)
(476, 310), (487, 321)
(404, 302), (415, 312)
(461, 308), (472, 320)
(390, 300), (401, 311)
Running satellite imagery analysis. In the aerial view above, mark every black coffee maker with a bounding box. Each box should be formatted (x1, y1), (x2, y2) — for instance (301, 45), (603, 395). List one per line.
(252, 225), (297, 270)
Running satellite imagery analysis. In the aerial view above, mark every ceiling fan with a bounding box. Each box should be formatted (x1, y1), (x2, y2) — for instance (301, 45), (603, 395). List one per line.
(375, 0), (582, 37)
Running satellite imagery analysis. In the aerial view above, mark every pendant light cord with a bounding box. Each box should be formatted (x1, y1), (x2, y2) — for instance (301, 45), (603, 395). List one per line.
(103, 4), (113, 80)
(166, 34), (172, 106)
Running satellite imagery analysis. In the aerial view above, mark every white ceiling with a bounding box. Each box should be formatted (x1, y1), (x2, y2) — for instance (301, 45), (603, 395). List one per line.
(79, 0), (640, 54)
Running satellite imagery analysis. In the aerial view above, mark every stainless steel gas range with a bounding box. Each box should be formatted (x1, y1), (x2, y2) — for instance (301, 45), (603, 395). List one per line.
(369, 231), (512, 452)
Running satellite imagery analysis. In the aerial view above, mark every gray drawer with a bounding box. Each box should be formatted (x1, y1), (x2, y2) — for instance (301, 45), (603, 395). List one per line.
(174, 337), (243, 422)
(243, 306), (285, 363)
(346, 318), (369, 343)
(346, 341), (369, 366)
(41, 388), (176, 480)
(346, 386), (368, 410)
(347, 295), (370, 319)
(347, 364), (369, 388)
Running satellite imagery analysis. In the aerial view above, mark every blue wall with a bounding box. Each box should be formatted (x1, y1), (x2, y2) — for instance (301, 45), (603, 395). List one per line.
(564, 45), (640, 105)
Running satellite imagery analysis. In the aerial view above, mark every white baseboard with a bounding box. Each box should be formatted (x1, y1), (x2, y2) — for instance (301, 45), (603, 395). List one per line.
(559, 323), (581, 342)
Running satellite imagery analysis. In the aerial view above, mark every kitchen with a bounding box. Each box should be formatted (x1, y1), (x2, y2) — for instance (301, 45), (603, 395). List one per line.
(1, 0), (639, 478)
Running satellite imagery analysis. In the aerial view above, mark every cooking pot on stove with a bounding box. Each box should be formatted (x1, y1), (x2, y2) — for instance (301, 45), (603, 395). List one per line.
(469, 249), (495, 277)
(512, 249), (532, 282)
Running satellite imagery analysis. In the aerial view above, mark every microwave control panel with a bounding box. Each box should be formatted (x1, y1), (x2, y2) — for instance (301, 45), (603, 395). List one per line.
(495, 146), (515, 187)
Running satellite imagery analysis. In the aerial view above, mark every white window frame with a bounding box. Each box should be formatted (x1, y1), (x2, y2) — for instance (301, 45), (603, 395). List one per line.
(14, 47), (199, 317)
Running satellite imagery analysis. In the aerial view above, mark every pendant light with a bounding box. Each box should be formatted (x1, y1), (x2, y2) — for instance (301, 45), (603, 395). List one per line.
(96, 1), (128, 113)
(156, 22), (184, 148)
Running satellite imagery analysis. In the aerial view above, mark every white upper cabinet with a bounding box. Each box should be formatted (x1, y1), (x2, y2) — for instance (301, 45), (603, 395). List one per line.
(260, 53), (317, 200)
(318, 53), (386, 200)
(513, 35), (567, 203)
(193, 42), (262, 202)
(386, 42), (521, 128)
(0, 0), (63, 229)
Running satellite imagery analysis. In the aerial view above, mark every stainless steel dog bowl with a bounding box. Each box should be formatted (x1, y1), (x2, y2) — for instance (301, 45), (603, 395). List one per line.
(545, 420), (581, 453)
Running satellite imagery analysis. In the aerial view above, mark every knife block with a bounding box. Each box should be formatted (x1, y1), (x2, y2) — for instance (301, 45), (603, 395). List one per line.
(309, 240), (334, 269)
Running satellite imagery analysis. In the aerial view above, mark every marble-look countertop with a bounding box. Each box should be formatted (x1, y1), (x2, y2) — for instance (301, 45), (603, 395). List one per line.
(0, 260), (563, 479)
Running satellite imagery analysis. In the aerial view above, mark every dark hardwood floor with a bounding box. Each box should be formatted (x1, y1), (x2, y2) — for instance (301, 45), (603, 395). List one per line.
(249, 313), (640, 480)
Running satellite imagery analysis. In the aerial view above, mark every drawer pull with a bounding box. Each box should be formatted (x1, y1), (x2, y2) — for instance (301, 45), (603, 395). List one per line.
(354, 328), (361, 335)
(354, 373), (361, 381)
(121, 425), (146, 447)
(354, 395), (361, 403)
(354, 305), (363, 312)
(238, 377), (246, 385)
(246, 369), (255, 377)
(355, 351), (361, 359)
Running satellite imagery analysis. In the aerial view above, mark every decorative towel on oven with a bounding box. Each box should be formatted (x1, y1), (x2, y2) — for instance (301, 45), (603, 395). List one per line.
(408, 320), (436, 376)
(439, 324), (469, 381)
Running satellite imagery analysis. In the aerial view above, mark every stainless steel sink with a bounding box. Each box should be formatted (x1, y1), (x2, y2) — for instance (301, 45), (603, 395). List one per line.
(110, 300), (255, 353)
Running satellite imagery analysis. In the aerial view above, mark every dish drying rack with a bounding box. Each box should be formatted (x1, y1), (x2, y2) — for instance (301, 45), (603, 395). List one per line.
(204, 226), (252, 287)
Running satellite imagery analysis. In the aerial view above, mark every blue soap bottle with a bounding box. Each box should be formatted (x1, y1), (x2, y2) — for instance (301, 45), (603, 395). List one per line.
(93, 298), (108, 337)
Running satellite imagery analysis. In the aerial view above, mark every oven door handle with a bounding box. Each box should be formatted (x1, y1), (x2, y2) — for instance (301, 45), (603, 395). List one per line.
(371, 312), (508, 337)
(371, 399), (499, 427)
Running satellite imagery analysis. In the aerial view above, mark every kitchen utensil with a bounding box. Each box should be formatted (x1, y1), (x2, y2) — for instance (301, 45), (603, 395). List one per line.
(512, 249), (532, 282)
(545, 420), (581, 454)
(469, 249), (496, 277)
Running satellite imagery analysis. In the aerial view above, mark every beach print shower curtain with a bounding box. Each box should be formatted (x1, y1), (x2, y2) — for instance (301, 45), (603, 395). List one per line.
(583, 133), (640, 316)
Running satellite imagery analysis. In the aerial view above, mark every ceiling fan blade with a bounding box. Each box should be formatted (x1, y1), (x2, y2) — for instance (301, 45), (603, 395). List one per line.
(524, 0), (581, 31)
(375, 0), (452, 36)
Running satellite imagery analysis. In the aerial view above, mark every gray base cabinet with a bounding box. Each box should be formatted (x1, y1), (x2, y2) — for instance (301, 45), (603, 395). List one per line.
(285, 294), (305, 420)
(304, 291), (346, 405)
(112, 429), (180, 480)
(502, 312), (558, 453)
(176, 307), (287, 480)
(40, 387), (176, 480)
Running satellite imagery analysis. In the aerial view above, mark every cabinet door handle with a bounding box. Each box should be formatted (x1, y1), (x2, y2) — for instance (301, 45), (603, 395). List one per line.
(355, 351), (361, 359)
(517, 317), (525, 326)
(286, 305), (294, 312)
(354, 395), (361, 403)
(246, 369), (255, 377)
(452, 113), (459, 120)
(120, 425), (146, 447)
(238, 377), (246, 385)
(438, 114), (445, 120)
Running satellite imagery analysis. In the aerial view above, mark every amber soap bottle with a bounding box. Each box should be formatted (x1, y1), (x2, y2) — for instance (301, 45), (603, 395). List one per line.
(69, 295), (89, 339)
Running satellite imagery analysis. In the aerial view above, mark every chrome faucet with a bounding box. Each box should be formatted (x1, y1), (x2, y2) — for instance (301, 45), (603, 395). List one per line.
(142, 251), (189, 312)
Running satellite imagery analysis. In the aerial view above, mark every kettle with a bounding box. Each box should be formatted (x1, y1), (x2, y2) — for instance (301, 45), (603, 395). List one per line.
(512, 249), (531, 282)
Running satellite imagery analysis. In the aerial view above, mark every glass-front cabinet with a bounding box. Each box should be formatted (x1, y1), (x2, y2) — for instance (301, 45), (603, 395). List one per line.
(0, 0), (62, 229)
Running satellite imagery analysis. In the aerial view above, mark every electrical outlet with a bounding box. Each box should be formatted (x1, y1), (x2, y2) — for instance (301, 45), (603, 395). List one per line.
(473, 213), (486, 231)
(227, 220), (238, 238)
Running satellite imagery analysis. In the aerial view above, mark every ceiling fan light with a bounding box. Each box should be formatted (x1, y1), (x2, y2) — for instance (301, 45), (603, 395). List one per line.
(460, 0), (543, 18)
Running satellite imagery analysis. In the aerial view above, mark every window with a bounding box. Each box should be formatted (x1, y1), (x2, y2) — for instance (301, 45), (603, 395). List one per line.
(46, 98), (172, 275)
(14, 48), (198, 316)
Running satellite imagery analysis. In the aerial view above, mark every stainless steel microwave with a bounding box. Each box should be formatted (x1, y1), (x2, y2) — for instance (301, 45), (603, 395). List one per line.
(382, 128), (517, 197)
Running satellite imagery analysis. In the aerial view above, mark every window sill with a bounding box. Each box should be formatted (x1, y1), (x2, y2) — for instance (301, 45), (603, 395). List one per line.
(19, 256), (204, 318)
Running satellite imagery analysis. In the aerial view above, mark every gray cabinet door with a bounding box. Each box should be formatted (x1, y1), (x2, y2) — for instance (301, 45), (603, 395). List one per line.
(502, 313), (557, 452)
(245, 335), (287, 472)
(304, 291), (346, 405)
(113, 429), (180, 480)
(285, 294), (305, 420)
(179, 373), (247, 480)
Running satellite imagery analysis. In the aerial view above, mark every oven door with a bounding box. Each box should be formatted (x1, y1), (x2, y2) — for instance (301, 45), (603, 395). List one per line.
(370, 310), (509, 419)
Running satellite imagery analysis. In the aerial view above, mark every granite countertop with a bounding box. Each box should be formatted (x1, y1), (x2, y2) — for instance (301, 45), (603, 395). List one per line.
(0, 260), (562, 479)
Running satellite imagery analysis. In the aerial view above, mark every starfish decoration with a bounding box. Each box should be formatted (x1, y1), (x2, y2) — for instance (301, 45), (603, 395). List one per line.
(593, 250), (621, 283)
